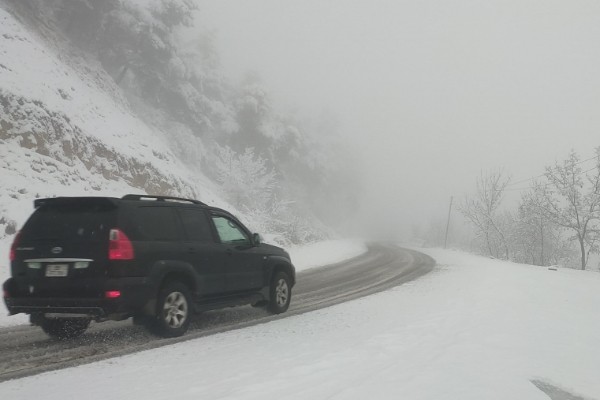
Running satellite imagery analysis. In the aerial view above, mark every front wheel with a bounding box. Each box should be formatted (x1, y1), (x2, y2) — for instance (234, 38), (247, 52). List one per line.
(148, 281), (192, 338)
(40, 317), (90, 340)
(267, 271), (292, 314)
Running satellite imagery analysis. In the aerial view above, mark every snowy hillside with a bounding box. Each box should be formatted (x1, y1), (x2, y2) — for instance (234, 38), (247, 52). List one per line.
(0, 4), (230, 239)
(1, 248), (598, 399)
(0, 0), (353, 253)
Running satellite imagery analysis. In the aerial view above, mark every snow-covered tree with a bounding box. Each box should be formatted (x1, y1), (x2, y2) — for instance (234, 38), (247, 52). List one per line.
(212, 146), (276, 212)
(533, 149), (600, 270)
(508, 184), (574, 267)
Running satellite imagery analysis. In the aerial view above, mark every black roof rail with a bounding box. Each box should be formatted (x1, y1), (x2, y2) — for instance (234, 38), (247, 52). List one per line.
(34, 197), (119, 209)
(122, 194), (207, 206)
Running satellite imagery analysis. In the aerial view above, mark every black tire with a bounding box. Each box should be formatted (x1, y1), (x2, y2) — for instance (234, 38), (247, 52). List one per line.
(40, 317), (90, 340)
(148, 281), (192, 338)
(267, 271), (292, 314)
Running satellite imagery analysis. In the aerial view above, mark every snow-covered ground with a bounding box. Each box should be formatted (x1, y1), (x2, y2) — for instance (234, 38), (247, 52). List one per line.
(1, 246), (598, 399)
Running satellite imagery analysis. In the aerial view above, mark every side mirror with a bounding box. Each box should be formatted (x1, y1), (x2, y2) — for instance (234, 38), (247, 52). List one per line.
(252, 233), (262, 246)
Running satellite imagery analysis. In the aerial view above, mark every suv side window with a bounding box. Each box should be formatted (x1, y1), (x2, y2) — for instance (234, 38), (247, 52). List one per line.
(178, 209), (213, 242)
(212, 215), (251, 245)
(134, 207), (180, 241)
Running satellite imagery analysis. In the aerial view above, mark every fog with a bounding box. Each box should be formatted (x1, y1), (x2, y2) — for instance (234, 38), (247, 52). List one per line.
(197, 0), (600, 237)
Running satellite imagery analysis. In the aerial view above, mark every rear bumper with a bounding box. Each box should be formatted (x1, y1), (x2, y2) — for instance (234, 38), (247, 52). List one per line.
(3, 277), (154, 319)
(5, 299), (109, 317)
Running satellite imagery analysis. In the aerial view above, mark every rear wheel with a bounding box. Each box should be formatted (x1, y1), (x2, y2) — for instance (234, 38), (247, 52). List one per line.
(267, 271), (292, 314)
(148, 281), (192, 338)
(40, 317), (90, 340)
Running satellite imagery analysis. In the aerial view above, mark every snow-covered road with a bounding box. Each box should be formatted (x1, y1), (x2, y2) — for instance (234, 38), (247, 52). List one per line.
(0, 243), (433, 382)
(1, 246), (599, 399)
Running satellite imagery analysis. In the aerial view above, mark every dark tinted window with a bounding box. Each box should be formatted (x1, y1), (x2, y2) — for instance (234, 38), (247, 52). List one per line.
(134, 207), (180, 241)
(21, 203), (115, 242)
(178, 209), (213, 242)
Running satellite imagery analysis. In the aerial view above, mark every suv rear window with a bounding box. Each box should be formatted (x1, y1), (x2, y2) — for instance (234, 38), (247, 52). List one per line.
(21, 203), (115, 242)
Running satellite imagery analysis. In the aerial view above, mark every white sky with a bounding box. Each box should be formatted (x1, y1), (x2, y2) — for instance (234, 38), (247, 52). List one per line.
(196, 0), (600, 234)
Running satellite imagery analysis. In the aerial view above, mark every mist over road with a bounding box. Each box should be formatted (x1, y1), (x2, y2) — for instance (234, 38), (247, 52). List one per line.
(0, 244), (434, 382)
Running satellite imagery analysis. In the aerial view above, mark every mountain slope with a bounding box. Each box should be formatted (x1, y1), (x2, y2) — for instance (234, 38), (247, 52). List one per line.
(0, 3), (229, 240)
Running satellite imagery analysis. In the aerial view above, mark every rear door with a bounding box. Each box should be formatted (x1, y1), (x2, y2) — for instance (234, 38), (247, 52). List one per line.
(13, 198), (117, 297)
(210, 214), (264, 293)
(177, 208), (226, 296)
(122, 205), (185, 279)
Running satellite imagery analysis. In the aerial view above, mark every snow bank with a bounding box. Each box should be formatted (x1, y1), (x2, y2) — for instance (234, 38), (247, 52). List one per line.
(2, 247), (599, 399)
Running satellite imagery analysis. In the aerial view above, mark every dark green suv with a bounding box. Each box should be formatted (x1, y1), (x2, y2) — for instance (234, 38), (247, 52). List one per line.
(3, 195), (295, 338)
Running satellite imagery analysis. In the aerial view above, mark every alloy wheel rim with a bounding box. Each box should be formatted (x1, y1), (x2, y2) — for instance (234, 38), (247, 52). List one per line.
(163, 291), (188, 328)
(275, 279), (289, 307)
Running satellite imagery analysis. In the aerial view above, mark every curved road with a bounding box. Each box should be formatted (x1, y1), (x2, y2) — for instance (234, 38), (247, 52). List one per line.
(0, 244), (434, 382)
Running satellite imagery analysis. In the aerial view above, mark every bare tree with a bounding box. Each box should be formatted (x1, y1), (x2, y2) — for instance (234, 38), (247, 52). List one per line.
(460, 170), (511, 259)
(534, 149), (600, 270)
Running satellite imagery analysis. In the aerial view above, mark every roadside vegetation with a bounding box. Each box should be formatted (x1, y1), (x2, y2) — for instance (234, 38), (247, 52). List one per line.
(423, 148), (600, 270)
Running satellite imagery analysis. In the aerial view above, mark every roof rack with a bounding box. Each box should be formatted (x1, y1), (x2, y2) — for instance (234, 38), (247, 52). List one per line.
(122, 194), (207, 206)
(34, 197), (119, 209)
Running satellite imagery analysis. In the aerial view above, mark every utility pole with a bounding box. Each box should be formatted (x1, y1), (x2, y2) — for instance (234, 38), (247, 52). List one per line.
(444, 196), (453, 249)
(540, 216), (544, 266)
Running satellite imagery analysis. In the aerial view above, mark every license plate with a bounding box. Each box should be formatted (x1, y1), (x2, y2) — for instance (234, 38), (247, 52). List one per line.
(45, 264), (69, 277)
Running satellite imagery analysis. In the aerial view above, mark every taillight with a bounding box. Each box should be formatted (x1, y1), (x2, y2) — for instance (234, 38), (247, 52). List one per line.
(9, 231), (21, 262)
(108, 229), (134, 260)
(105, 290), (121, 299)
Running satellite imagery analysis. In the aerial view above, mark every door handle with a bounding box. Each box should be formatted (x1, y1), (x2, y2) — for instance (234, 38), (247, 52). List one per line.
(226, 248), (233, 256)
